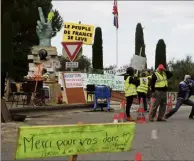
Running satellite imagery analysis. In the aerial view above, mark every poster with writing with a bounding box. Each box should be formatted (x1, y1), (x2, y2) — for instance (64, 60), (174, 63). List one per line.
(131, 55), (146, 70)
(15, 123), (136, 159)
(58, 73), (124, 91)
(85, 74), (124, 91)
(63, 22), (95, 45)
(64, 73), (83, 88)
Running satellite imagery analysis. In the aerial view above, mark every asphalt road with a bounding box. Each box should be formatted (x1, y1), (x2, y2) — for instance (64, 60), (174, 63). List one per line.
(1, 104), (194, 161)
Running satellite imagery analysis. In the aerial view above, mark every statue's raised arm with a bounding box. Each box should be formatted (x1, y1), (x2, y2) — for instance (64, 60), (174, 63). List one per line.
(36, 7), (54, 46)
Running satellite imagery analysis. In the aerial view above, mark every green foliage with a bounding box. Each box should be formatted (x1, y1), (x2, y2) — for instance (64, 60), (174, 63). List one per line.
(92, 27), (103, 72)
(155, 39), (166, 69)
(2, 0), (63, 81)
(168, 56), (194, 91)
(135, 23), (146, 68)
(135, 23), (146, 57)
(59, 55), (91, 72)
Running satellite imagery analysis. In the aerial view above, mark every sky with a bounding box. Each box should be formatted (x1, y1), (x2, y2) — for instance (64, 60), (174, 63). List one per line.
(51, 1), (194, 69)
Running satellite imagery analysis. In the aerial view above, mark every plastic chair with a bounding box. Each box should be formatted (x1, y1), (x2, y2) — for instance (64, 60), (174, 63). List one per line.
(10, 83), (24, 107)
(86, 84), (95, 102)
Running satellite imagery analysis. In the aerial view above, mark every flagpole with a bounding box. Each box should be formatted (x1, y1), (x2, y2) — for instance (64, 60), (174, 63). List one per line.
(116, 28), (118, 68)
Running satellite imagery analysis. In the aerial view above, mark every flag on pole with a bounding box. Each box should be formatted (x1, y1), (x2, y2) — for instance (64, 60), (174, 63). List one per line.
(112, 0), (119, 29)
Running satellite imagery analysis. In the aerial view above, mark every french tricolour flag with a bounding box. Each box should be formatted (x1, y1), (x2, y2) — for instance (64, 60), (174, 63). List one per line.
(112, 0), (119, 29)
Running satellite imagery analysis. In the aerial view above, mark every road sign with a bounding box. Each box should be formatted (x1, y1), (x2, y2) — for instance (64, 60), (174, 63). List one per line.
(61, 42), (82, 61)
(66, 62), (79, 69)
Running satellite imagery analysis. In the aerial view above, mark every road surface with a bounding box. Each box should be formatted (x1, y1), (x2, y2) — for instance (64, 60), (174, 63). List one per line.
(1, 104), (194, 160)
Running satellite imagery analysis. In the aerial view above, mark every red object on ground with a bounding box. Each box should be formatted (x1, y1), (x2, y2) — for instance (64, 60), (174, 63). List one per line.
(113, 114), (119, 123)
(57, 94), (63, 104)
(135, 152), (142, 161)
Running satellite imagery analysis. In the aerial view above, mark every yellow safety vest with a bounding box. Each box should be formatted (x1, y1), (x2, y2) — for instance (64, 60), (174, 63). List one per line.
(155, 72), (168, 88)
(137, 77), (149, 94)
(125, 76), (137, 97)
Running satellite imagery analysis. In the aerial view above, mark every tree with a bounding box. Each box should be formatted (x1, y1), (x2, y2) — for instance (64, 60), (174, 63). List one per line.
(135, 23), (146, 68)
(1, 0), (63, 96)
(59, 55), (91, 72)
(92, 27), (103, 72)
(155, 39), (167, 69)
(168, 56), (194, 91)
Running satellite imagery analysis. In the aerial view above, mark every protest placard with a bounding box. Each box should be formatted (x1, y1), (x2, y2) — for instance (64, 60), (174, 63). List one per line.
(15, 123), (136, 159)
(131, 55), (146, 71)
(64, 73), (83, 88)
(63, 22), (95, 45)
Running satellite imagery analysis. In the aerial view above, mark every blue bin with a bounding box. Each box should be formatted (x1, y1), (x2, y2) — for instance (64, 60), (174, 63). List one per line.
(94, 85), (111, 110)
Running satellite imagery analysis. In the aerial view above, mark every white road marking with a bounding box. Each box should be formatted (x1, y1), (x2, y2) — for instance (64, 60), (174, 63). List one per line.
(151, 129), (158, 139)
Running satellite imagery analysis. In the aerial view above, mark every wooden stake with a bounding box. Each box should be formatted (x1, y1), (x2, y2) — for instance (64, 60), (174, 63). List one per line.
(68, 121), (83, 161)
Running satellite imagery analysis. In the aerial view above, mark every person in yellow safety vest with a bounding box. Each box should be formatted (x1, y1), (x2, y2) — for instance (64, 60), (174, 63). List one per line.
(137, 72), (150, 112)
(146, 69), (152, 110)
(149, 64), (173, 122)
(124, 67), (138, 121)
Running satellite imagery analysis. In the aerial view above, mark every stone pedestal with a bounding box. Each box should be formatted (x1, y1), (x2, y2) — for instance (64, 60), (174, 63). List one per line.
(44, 81), (61, 103)
(27, 46), (60, 78)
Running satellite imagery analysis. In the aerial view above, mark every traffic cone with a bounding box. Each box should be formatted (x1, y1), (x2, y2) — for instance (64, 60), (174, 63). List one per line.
(135, 152), (142, 161)
(148, 97), (157, 120)
(120, 100), (125, 109)
(136, 98), (146, 123)
(113, 114), (119, 123)
(166, 96), (173, 113)
(119, 100), (126, 122)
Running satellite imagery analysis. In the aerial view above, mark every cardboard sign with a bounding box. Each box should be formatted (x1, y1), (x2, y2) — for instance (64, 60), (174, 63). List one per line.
(15, 123), (136, 160)
(63, 22), (95, 45)
(167, 92), (177, 105)
(64, 73), (83, 88)
(131, 55), (146, 71)
(63, 72), (86, 104)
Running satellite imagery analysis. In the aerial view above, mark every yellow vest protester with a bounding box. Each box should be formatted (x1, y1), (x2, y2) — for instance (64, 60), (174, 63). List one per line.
(155, 71), (168, 88)
(124, 76), (137, 97)
(137, 77), (149, 94)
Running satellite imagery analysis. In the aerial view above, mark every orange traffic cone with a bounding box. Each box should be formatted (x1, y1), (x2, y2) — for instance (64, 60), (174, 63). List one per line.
(166, 96), (173, 113)
(119, 100), (126, 122)
(136, 98), (146, 123)
(113, 114), (119, 123)
(148, 97), (157, 119)
(120, 100), (125, 109)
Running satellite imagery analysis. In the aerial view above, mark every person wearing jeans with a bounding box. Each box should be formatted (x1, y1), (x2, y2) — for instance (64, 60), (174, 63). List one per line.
(124, 67), (138, 121)
(165, 75), (194, 119)
(137, 72), (150, 112)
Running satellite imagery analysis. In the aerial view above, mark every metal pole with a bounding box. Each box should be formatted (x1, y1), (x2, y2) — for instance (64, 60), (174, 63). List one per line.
(116, 28), (118, 68)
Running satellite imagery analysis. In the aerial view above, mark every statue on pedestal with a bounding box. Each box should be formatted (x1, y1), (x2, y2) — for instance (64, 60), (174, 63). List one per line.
(36, 7), (54, 47)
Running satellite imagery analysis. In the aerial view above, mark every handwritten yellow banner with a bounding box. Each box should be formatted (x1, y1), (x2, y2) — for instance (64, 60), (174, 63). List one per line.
(62, 22), (94, 45)
(15, 123), (136, 160)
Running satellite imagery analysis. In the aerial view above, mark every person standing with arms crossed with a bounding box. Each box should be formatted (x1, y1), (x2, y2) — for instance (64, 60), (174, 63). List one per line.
(149, 64), (173, 122)
(137, 72), (150, 112)
(124, 67), (138, 121)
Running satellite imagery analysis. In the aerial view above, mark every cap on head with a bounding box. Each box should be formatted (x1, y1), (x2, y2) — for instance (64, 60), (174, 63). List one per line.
(158, 64), (165, 71)
(141, 72), (147, 77)
(126, 67), (134, 76)
(184, 75), (191, 81)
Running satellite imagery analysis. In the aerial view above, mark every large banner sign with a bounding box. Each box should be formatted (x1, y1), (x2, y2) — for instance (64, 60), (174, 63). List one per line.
(15, 123), (136, 160)
(63, 22), (95, 45)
